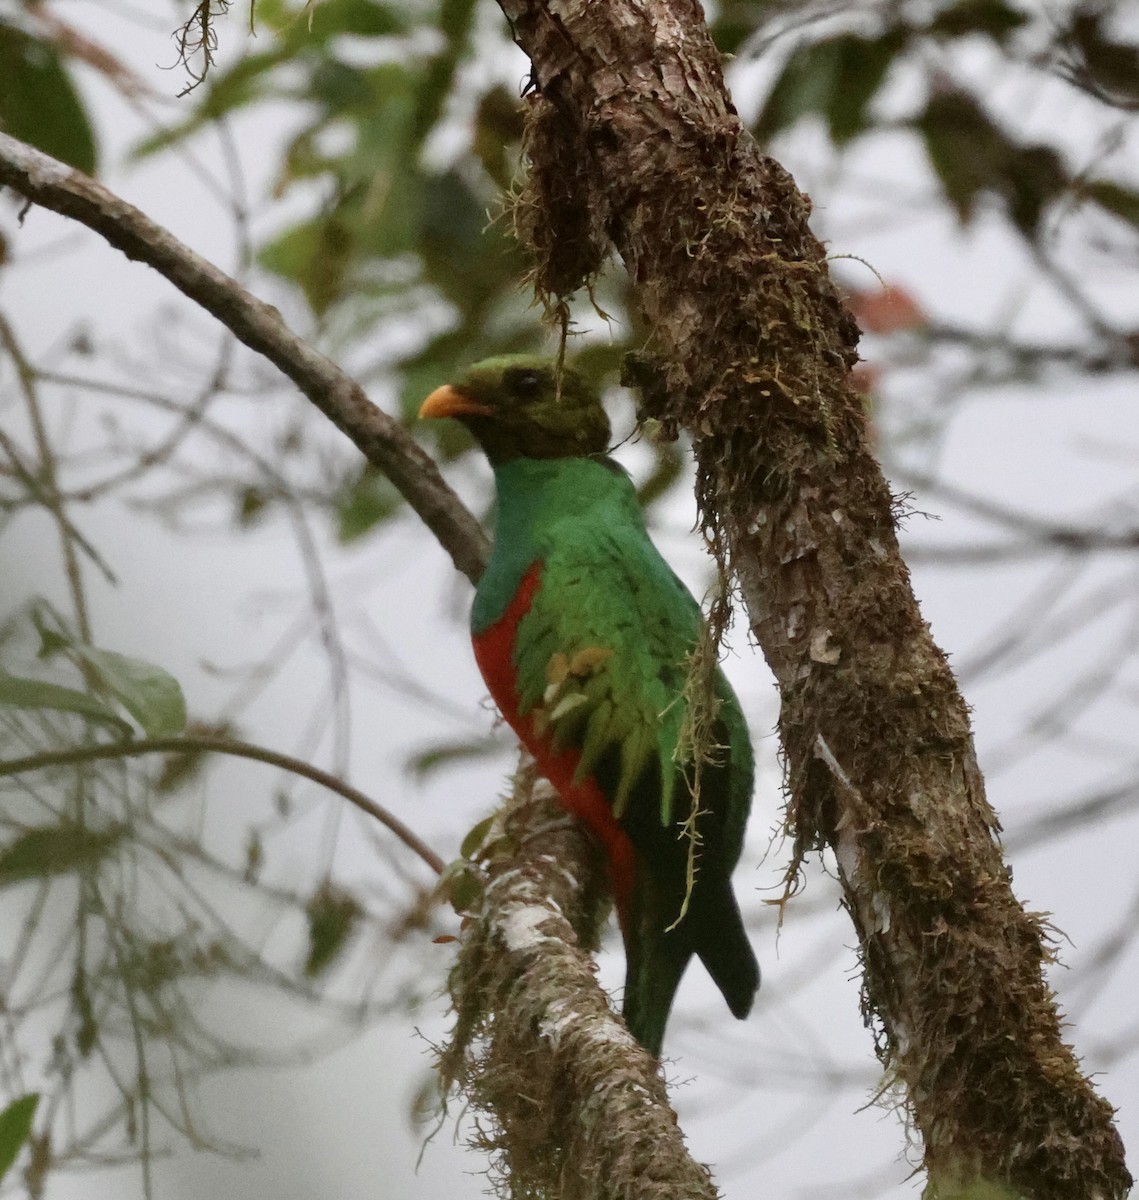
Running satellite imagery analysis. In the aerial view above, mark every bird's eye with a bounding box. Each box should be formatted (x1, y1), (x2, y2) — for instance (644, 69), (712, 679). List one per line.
(509, 369), (542, 397)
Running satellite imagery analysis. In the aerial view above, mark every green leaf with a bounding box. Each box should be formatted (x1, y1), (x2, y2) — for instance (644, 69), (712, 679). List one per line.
(407, 737), (504, 778)
(363, 167), (423, 258)
(0, 825), (126, 889)
(709, 15), (754, 57)
(915, 90), (1068, 236)
(929, 0), (1029, 44)
(421, 170), (492, 261)
(915, 90), (1009, 224)
(1005, 144), (1068, 237)
(259, 217), (356, 314)
(459, 813), (497, 860)
(437, 859), (483, 913)
(28, 617), (187, 736)
(295, 0), (406, 42)
(411, 0), (477, 142)
(74, 648), (187, 738)
(1067, 11), (1139, 105)
(236, 485), (272, 527)
(0, 21), (97, 173)
(311, 59), (375, 111)
(825, 32), (906, 145)
(0, 672), (131, 737)
(336, 466), (401, 542)
(261, 0), (406, 49)
(33, 617), (70, 659)
(304, 882), (363, 977)
(0, 1094), (38, 1185)
(1085, 179), (1139, 228)
(348, 66), (424, 257)
(755, 31), (905, 146)
(755, 42), (836, 140)
(473, 85), (525, 189)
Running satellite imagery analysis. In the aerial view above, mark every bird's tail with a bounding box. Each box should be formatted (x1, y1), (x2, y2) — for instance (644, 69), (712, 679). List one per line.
(620, 880), (758, 1057)
(621, 930), (693, 1060)
(694, 880), (759, 1020)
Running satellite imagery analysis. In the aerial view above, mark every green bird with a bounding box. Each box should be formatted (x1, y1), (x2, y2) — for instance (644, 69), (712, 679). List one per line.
(420, 355), (758, 1057)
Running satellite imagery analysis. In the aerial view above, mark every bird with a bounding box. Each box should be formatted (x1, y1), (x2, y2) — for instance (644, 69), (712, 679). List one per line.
(419, 354), (758, 1057)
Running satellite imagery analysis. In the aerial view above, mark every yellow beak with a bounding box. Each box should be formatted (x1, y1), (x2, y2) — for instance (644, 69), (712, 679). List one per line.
(418, 385), (494, 420)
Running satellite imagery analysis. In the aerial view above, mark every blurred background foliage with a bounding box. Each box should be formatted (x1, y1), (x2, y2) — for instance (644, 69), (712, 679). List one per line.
(7, 0), (1136, 493)
(0, 0), (1138, 1195)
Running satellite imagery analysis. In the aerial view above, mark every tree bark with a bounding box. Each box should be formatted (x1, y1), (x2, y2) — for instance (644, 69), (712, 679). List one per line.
(496, 1), (1131, 1197)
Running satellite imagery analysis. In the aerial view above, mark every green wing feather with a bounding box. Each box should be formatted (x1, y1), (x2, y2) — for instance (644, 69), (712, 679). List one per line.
(512, 509), (704, 823)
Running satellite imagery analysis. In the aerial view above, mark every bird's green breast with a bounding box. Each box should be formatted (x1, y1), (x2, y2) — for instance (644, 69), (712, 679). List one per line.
(472, 456), (649, 635)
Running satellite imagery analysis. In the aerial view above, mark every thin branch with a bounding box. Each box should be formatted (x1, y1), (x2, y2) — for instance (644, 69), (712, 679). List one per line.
(1007, 777), (1139, 855)
(0, 733), (446, 875)
(921, 320), (1139, 375)
(893, 468), (1139, 554)
(0, 424), (118, 582)
(32, 340), (237, 505)
(0, 315), (94, 640)
(0, 131), (489, 584)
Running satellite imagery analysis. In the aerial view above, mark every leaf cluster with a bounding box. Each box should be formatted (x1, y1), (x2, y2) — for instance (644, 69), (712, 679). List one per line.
(745, 0), (1139, 240)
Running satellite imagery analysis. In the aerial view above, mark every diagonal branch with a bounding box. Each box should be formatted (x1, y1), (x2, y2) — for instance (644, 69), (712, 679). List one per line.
(0, 130), (489, 584)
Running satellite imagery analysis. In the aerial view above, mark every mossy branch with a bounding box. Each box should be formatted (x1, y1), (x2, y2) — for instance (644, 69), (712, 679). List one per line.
(442, 766), (719, 1200)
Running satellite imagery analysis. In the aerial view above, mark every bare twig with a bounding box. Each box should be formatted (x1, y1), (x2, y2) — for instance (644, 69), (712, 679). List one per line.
(894, 469), (1139, 553)
(0, 131), (489, 584)
(0, 315), (94, 640)
(0, 733), (446, 875)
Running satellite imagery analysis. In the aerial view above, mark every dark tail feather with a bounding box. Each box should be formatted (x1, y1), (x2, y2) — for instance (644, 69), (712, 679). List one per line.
(621, 883), (758, 1056)
(621, 934), (693, 1059)
(619, 883), (758, 1051)
(694, 882), (759, 1020)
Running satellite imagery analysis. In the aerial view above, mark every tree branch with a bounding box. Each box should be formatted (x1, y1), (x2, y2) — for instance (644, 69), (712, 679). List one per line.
(442, 767), (718, 1200)
(498, 1), (1131, 1197)
(0, 131), (489, 585)
(0, 733), (445, 875)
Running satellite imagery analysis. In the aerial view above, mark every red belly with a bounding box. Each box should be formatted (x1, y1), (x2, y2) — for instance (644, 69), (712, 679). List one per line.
(472, 563), (635, 923)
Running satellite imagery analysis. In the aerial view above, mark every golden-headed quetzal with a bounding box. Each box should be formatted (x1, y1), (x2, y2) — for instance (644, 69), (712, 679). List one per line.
(420, 355), (758, 1057)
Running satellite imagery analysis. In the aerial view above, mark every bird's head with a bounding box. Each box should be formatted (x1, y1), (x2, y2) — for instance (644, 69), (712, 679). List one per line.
(418, 355), (611, 465)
